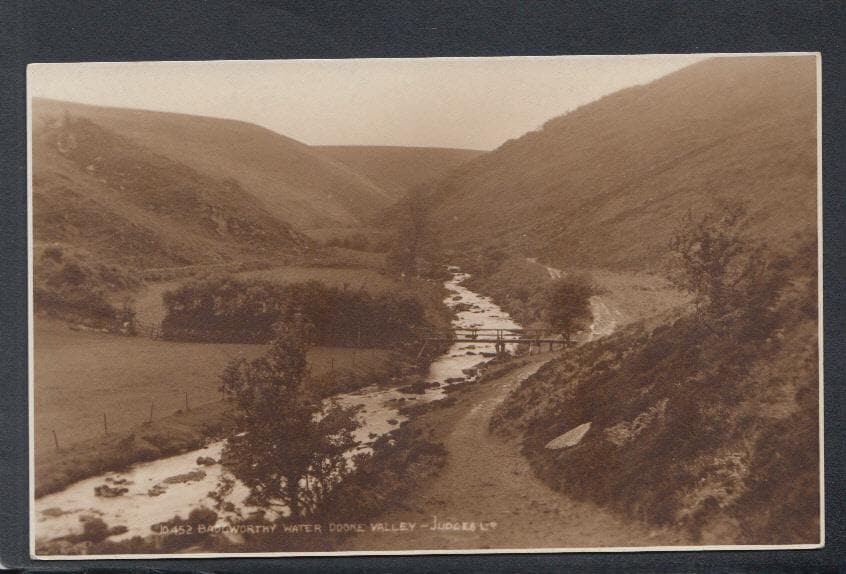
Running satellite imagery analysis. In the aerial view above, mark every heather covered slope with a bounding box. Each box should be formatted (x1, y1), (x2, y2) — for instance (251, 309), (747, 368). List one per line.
(317, 145), (483, 199)
(32, 109), (310, 268)
(32, 98), (395, 232)
(490, 242), (820, 545)
(429, 56), (817, 270)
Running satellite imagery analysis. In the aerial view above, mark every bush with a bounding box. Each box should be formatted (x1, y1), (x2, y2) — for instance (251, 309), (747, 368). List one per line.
(668, 201), (765, 316)
(544, 273), (596, 339)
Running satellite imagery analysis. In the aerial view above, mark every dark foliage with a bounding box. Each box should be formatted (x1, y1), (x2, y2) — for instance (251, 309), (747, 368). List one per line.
(161, 274), (429, 348)
(33, 246), (139, 332)
(218, 325), (360, 518)
(544, 273), (596, 339)
(312, 425), (447, 524)
(668, 201), (766, 316)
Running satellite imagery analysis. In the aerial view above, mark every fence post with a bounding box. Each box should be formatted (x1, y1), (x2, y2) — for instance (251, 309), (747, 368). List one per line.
(52, 429), (60, 451)
(149, 401), (154, 423)
(185, 391), (190, 412)
(103, 412), (108, 435)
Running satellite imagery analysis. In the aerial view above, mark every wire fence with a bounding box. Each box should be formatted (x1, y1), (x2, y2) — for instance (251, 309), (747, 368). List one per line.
(44, 386), (226, 454)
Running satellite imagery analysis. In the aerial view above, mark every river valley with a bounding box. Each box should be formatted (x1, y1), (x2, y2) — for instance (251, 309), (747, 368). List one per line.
(34, 269), (525, 547)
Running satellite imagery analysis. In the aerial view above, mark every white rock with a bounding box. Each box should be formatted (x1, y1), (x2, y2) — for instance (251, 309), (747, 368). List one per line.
(545, 422), (591, 449)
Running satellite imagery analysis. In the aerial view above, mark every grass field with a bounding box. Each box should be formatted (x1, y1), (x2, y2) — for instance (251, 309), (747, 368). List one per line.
(33, 318), (395, 456)
(239, 265), (404, 294)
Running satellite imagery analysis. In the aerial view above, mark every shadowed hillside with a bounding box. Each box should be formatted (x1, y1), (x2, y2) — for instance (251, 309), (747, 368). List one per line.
(318, 145), (483, 199)
(428, 56), (817, 270)
(33, 99), (396, 232)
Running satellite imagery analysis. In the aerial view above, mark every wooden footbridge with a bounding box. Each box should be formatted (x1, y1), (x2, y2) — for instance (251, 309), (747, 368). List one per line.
(418, 327), (569, 357)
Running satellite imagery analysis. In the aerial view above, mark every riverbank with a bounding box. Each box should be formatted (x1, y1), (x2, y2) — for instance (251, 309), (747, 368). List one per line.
(35, 399), (228, 498)
(35, 351), (432, 499)
(457, 255), (690, 332)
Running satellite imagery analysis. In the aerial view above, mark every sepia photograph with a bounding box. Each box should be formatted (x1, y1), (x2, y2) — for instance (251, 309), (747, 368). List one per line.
(28, 53), (821, 558)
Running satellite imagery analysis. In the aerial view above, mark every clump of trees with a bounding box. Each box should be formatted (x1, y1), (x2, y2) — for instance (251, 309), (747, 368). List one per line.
(33, 246), (139, 332)
(217, 322), (361, 518)
(161, 275), (429, 347)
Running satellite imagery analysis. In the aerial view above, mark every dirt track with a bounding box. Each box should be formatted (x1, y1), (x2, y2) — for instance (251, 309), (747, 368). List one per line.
(345, 357), (688, 551)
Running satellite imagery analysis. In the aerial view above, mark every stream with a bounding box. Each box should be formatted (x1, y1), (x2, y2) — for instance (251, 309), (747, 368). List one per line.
(34, 268), (522, 546)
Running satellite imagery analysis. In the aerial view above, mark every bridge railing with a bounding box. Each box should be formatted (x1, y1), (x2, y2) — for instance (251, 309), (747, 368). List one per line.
(416, 327), (565, 342)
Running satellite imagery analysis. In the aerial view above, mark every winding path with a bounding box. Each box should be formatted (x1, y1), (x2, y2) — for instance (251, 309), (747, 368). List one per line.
(345, 357), (686, 551)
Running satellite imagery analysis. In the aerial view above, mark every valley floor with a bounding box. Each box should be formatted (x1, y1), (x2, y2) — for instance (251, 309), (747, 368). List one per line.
(343, 355), (692, 551)
(33, 318), (394, 455)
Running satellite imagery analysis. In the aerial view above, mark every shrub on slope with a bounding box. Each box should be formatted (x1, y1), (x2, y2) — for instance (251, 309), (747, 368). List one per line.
(34, 246), (141, 331)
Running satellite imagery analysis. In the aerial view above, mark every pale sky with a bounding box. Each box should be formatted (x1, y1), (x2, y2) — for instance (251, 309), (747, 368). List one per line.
(29, 55), (706, 150)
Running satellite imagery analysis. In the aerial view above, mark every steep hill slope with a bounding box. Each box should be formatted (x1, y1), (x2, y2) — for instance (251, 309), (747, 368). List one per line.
(317, 145), (483, 199)
(429, 56), (817, 270)
(32, 109), (309, 268)
(491, 241), (819, 544)
(32, 99), (395, 232)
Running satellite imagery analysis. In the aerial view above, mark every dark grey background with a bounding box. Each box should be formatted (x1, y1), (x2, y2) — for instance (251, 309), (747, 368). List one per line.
(1, 1), (843, 571)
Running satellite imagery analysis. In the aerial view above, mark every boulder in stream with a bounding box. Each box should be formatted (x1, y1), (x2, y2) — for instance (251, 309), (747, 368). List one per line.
(94, 484), (129, 498)
(105, 476), (132, 486)
(147, 484), (167, 497)
(162, 469), (207, 485)
(398, 380), (439, 394)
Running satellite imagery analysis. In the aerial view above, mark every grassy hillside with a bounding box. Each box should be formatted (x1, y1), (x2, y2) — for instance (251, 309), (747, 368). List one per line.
(317, 145), (483, 199)
(428, 56), (817, 271)
(32, 98), (395, 234)
(32, 108), (312, 269)
(491, 240), (819, 545)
